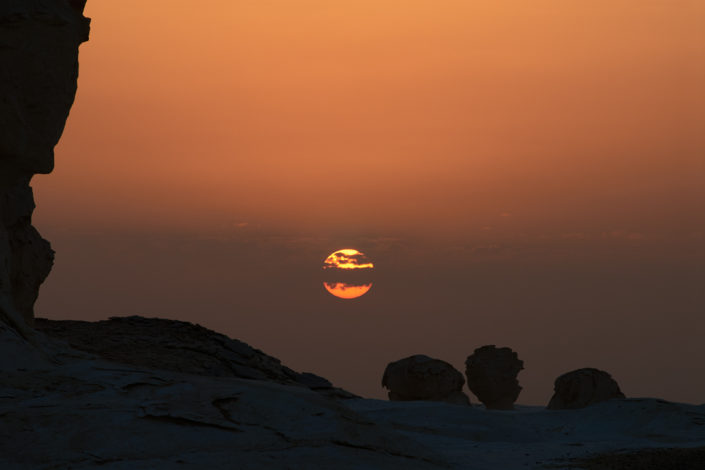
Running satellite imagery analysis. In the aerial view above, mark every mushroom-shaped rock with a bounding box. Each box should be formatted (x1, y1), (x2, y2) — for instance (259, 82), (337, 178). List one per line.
(465, 345), (523, 410)
(382, 355), (470, 405)
(547, 368), (625, 410)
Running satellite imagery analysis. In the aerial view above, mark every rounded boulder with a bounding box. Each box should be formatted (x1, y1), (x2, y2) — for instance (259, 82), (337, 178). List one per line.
(547, 368), (625, 410)
(382, 355), (470, 405)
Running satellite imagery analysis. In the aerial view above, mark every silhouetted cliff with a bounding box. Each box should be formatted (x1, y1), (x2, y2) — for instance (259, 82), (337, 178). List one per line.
(0, 0), (89, 334)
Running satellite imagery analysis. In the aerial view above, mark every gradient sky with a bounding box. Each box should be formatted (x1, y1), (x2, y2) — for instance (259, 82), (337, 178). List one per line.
(34, 1), (704, 404)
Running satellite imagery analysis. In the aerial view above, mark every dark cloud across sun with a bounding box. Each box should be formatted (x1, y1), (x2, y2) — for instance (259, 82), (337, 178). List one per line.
(322, 249), (374, 271)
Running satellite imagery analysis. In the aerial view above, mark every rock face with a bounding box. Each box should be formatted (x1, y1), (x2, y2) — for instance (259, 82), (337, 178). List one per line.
(547, 367), (626, 410)
(465, 345), (523, 410)
(382, 354), (470, 405)
(0, 0), (90, 333)
(36, 316), (356, 399)
(0, 186), (54, 330)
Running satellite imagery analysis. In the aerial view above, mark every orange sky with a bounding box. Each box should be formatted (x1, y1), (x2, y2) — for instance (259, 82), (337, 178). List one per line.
(33, 1), (705, 404)
(35, 0), (704, 236)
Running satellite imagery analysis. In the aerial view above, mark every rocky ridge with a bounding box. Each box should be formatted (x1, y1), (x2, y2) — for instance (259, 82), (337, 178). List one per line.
(35, 316), (356, 399)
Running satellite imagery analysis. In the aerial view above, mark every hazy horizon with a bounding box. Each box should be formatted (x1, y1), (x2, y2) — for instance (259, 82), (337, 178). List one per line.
(33, 0), (704, 405)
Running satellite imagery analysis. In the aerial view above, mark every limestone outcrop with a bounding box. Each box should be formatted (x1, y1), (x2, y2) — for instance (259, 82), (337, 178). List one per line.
(0, 0), (90, 334)
(465, 345), (523, 410)
(382, 354), (470, 405)
(36, 316), (356, 399)
(547, 367), (626, 410)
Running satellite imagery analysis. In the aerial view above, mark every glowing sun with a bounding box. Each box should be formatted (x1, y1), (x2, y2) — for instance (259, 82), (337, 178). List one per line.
(322, 249), (374, 299)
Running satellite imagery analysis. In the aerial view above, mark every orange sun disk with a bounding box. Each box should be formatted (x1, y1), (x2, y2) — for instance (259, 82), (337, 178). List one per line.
(322, 249), (374, 299)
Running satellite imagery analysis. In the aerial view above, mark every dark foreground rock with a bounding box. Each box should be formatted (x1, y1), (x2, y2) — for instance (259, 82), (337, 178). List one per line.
(36, 316), (355, 399)
(0, 348), (450, 470)
(465, 345), (523, 409)
(547, 367), (625, 410)
(552, 446), (705, 470)
(3, 330), (704, 470)
(382, 354), (470, 405)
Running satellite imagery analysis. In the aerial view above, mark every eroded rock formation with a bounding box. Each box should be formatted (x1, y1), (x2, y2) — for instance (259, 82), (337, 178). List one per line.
(547, 367), (626, 410)
(0, 0), (89, 334)
(382, 354), (470, 405)
(465, 345), (523, 410)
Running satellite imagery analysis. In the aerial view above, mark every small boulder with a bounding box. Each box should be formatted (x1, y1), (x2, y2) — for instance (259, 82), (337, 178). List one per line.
(382, 355), (470, 405)
(465, 345), (523, 410)
(547, 367), (625, 410)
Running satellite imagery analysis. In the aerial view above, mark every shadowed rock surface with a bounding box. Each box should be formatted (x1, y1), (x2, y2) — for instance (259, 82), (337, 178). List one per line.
(547, 368), (626, 410)
(0, 351), (451, 470)
(382, 354), (470, 405)
(465, 345), (523, 410)
(36, 316), (356, 399)
(0, 0), (89, 334)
